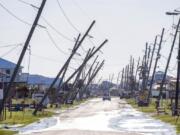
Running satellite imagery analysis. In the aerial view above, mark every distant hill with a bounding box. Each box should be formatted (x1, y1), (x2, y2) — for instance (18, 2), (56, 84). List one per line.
(20, 73), (61, 86)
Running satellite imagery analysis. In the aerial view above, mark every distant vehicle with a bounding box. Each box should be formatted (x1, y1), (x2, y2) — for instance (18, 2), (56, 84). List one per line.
(102, 92), (111, 101)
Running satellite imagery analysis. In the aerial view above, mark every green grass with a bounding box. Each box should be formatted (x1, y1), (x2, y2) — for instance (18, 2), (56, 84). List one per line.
(0, 109), (53, 125)
(126, 98), (180, 133)
(0, 99), (87, 135)
(153, 114), (180, 133)
(0, 109), (54, 135)
(0, 130), (18, 135)
(126, 98), (157, 113)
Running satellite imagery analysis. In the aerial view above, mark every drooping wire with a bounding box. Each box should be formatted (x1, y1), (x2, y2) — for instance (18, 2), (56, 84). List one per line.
(0, 43), (23, 48)
(31, 53), (76, 70)
(45, 29), (69, 55)
(57, 0), (98, 54)
(56, 0), (80, 33)
(17, 0), (76, 43)
(0, 1), (31, 26)
(70, 0), (91, 20)
(42, 17), (75, 42)
(0, 44), (22, 57)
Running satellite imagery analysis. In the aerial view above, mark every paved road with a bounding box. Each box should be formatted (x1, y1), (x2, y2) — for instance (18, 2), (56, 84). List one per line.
(19, 98), (175, 135)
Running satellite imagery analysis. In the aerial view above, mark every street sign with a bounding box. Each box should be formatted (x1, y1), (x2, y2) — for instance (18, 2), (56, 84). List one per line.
(0, 89), (3, 99)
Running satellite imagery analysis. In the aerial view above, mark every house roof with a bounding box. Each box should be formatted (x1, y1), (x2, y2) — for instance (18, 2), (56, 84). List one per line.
(0, 58), (22, 69)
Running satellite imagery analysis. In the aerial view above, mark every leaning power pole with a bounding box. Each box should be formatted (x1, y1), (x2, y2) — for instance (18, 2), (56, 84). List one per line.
(82, 60), (105, 96)
(141, 43), (148, 91)
(135, 57), (140, 90)
(146, 45), (151, 69)
(63, 39), (107, 86)
(0, 0), (47, 115)
(79, 56), (99, 99)
(174, 31), (180, 115)
(158, 19), (180, 107)
(120, 68), (124, 89)
(148, 28), (165, 102)
(33, 21), (96, 115)
(147, 36), (157, 81)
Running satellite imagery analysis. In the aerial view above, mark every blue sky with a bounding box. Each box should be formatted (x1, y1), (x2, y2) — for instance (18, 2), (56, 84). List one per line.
(0, 0), (180, 83)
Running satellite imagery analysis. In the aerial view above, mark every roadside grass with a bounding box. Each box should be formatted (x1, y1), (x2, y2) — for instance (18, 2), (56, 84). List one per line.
(126, 98), (180, 133)
(126, 98), (157, 113)
(0, 109), (53, 135)
(0, 99), (87, 134)
(0, 109), (54, 125)
(0, 130), (18, 135)
(3, 99), (87, 125)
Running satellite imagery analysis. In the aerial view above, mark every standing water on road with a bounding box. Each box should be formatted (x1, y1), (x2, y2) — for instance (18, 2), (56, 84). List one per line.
(16, 98), (176, 135)
(109, 101), (176, 135)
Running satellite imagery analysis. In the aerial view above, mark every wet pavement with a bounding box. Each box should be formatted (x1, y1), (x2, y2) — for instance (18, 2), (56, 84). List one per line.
(11, 98), (177, 135)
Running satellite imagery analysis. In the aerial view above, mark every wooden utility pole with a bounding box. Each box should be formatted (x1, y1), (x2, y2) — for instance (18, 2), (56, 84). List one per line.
(33, 21), (96, 115)
(130, 57), (135, 95)
(0, 0), (47, 115)
(71, 60), (100, 101)
(58, 34), (81, 88)
(141, 43), (148, 91)
(79, 56), (99, 99)
(81, 60), (105, 97)
(148, 28), (165, 102)
(135, 57), (140, 90)
(147, 36), (157, 81)
(64, 39), (107, 86)
(126, 65), (130, 91)
(147, 45), (151, 69)
(174, 31), (180, 115)
(158, 19), (180, 107)
(120, 68), (124, 89)
(124, 65), (128, 90)
(116, 72), (121, 90)
(57, 40), (107, 103)
(67, 49), (93, 101)
(76, 61), (100, 99)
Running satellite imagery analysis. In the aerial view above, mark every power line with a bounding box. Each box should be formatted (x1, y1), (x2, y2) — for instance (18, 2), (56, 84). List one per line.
(45, 29), (69, 55)
(42, 17), (75, 42)
(56, 0), (80, 33)
(0, 1), (31, 26)
(17, 0), (76, 43)
(31, 53), (76, 70)
(0, 43), (23, 48)
(56, 0), (100, 54)
(17, 0), (33, 6)
(70, 0), (91, 20)
(0, 45), (21, 57)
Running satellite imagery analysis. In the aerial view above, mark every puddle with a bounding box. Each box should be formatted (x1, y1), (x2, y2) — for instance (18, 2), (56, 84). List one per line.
(11, 117), (58, 134)
(109, 104), (176, 135)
